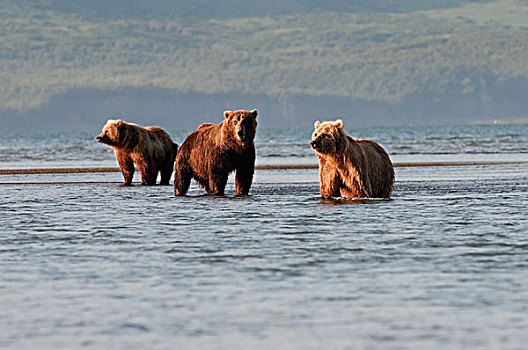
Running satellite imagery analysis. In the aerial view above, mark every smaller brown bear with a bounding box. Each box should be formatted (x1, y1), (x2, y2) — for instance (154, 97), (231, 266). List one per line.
(174, 109), (258, 196)
(311, 120), (394, 198)
(96, 119), (178, 186)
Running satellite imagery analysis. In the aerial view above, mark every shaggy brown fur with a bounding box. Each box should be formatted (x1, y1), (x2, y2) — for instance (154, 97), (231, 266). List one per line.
(174, 109), (258, 196)
(96, 119), (178, 185)
(311, 120), (394, 198)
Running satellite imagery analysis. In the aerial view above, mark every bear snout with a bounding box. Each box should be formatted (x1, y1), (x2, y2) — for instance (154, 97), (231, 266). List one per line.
(311, 139), (320, 150)
(96, 134), (109, 144)
(237, 125), (247, 141)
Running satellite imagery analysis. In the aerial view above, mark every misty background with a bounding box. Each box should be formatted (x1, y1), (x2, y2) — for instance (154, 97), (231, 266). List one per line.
(2, 0), (528, 132)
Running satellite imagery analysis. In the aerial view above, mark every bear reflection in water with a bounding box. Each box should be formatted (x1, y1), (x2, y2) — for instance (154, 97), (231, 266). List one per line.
(174, 109), (258, 196)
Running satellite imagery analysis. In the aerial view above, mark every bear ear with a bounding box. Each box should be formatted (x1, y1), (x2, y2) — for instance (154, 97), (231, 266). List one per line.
(250, 109), (258, 118)
(224, 111), (231, 119)
(314, 121), (321, 129)
(333, 119), (344, 129)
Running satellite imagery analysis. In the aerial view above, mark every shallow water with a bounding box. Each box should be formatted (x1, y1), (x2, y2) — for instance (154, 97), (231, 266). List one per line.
(1, 124), (527, 169)
(1, 163), (528, 349)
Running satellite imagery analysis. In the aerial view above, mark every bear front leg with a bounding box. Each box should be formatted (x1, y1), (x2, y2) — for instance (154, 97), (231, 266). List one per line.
(235, 148), (255, 195)
(235, 164), (254, 196)
(173, 160), (192, 196)
(116, 151), (135, 185)
(208, 171), (228, 196)
(340, 178), (369, 198)
(319, 167), (341, 197)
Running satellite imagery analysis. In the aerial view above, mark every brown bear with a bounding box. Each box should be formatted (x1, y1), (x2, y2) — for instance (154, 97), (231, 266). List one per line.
(96, 119), (178, 186)
(311, 120), (394, 198)
(174, 109), (258, 196)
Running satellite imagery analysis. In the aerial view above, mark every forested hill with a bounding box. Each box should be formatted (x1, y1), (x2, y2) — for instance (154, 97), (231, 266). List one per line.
(15, 0), (496, 19)
(2, 0), (528, 130)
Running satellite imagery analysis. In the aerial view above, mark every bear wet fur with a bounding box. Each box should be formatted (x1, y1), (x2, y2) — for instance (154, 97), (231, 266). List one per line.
(311, 120), (394, 198)
(174, 109), (258, 196)
(96, 119), (178, 185)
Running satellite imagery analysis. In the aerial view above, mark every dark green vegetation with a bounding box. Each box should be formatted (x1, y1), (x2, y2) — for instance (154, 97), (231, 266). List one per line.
(2, 0), (528, 130)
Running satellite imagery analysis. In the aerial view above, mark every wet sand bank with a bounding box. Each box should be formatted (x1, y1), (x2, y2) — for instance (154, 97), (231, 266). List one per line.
(1, 160), (527, 176)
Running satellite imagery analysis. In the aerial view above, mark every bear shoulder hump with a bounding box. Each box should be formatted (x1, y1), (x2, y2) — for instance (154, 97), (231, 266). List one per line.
(197, 123), (215, 130)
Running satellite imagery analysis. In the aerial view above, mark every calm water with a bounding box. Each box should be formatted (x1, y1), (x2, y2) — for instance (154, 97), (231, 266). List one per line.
(1, 124), (528, 349)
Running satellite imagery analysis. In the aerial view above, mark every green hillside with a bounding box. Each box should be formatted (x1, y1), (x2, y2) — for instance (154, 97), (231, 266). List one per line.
(16, 0), (495, 19)
(1, 0), (528, 126)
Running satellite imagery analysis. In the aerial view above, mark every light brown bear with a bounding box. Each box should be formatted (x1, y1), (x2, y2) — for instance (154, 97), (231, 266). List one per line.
(174, 109), (258, 196)
(96, 119), (178, 186)
(311, 120), (394, 198)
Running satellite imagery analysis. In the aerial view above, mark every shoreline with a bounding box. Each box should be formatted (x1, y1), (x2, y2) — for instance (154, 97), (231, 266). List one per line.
(0, 160), (527, 175)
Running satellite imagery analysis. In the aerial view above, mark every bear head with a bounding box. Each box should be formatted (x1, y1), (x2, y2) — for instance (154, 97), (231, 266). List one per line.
(223, 109), (258, 144)
(311, 119), (344, 154)
(96, 119), (124, 147)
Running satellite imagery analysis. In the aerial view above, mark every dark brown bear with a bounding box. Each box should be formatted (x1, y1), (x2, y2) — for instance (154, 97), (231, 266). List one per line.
(174, 109), (258, 196)
(96, 119), (179, 186)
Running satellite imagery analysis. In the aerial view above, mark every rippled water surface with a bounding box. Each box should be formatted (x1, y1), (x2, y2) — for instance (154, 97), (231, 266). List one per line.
(1, 125), (528, 349)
